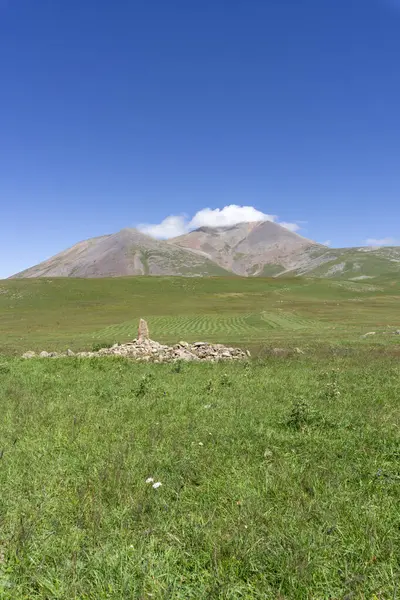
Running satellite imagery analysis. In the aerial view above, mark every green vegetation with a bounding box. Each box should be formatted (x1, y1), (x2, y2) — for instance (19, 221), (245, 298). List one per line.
(0, 276), (399, 597)
(258, 263), (285, 277)
(1, 276), (400, 354)
(0, 356), (398, 598)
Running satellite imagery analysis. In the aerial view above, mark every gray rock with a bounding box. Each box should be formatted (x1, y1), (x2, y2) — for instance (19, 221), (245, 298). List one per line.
(23, 335), (248, 363)
(361, 331), (376, 338)
(271, 348), (289, 356)
(39, 351), (51, 358)
(174, 348), (199, 361)
(22, 351), (36, 359)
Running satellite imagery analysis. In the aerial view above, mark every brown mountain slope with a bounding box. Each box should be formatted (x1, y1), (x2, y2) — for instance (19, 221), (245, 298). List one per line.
(169, 220), (321, 275)
(11, 228), (233, 278)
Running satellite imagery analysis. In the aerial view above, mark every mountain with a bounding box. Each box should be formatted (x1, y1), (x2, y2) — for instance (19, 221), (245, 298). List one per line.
(10, 222), (400, 279)
(11, 228), (232, 278)
(169, 220), (320, 276)
(280, 244), (400, 278)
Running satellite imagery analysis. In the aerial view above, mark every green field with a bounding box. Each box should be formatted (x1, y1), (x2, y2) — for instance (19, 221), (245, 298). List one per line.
(1, 276), (400, 354)
(0, 276), (399, 598)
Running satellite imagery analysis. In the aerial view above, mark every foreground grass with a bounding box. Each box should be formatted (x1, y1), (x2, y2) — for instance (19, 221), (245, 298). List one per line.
(0, 356), (399, 598)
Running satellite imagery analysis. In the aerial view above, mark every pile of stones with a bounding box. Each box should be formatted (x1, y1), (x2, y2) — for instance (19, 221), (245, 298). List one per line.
(22, 319), (249, 363)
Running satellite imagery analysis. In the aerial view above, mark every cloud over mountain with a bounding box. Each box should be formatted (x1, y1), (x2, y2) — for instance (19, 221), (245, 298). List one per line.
(138, 205), (300, 239)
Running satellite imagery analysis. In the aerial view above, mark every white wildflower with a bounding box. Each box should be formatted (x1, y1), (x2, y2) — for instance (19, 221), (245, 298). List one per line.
(152, 481), (162, 489)
(145, 477), (154, 484)
(198, 442), (204, 446)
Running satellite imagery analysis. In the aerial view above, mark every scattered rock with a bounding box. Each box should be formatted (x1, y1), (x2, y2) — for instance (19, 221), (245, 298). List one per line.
(394, 330), (400, 335)
(137, 318), (149, 342)
(81, 337), (247, 363)
(271, 348), (291, 356)
(22, 351), (36, 359)
(23, 319), (248, 363)
(361, 331), (376, 338)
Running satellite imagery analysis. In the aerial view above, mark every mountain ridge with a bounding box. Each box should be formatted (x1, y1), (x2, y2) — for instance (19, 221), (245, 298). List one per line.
(9, 221), (400, 280)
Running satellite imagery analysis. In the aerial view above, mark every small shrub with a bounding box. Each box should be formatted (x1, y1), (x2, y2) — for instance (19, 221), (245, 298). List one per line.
(324, 380), (341, 400)
(220, 373), (232, 387)
(320, 368), (341, 401)
(91, 341), (116, 352)
(172, 361), (184, 373)
(287, 398), (312, 430)
(136, 373), (154, 397)
(205, 380), (215, 393)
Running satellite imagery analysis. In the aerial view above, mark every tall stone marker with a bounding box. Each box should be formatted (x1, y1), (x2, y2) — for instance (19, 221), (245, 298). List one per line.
(138, 318), (150, 342)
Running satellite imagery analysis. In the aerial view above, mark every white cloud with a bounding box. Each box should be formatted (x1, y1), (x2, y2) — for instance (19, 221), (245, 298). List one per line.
(279, 221), (300, 232)
(322, 240), (332, 246)
(365, 237), (397, 247)
(189, 205), (275, 229)
(137, 205), (300, 239)
(138, 215), (188, 238)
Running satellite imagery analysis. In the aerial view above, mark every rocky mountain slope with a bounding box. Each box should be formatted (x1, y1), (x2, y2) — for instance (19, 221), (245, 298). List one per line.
(11, 228), (232, 278)
(10, 222), (400, 279)
(170, 220), (320, 276)
(280, 245), (400, 278)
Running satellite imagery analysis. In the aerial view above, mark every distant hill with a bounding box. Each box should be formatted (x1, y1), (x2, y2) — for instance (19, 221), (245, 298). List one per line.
(10, 222), (400, 279)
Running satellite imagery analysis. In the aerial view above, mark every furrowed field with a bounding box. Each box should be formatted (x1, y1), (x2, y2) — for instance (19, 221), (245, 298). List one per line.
(0, 277), (399, 599)
(1, 276), (400, 354)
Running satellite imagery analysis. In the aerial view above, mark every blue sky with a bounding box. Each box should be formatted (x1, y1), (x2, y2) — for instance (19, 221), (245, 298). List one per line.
(1, 0), (400, 278)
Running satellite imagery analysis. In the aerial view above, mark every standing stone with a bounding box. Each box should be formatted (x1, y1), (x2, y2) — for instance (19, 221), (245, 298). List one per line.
(137, 318), (150, 342)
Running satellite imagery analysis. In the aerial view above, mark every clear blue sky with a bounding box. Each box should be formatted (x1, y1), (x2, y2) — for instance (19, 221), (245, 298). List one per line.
(1, 0), (399, 278)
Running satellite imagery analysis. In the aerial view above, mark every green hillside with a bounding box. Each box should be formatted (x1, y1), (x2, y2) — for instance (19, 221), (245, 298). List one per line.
(285, 246), (400, 279)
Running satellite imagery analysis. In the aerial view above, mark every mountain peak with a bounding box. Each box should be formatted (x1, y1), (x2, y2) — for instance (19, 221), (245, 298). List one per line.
(170, 219), (318, 275)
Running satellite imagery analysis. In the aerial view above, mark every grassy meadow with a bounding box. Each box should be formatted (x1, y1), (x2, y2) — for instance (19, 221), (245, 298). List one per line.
(0, 276), (399, 598)
(1, 276), (400, 354)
